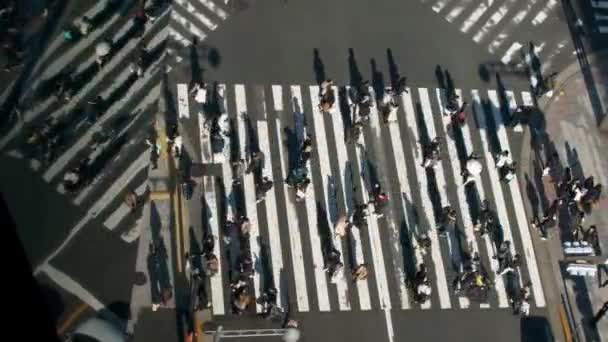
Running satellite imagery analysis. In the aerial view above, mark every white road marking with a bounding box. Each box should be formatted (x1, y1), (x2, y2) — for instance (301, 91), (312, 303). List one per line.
(473, 0), (517, 44)
(531, 0), (558, 26)
(177, 83), (190, 119)
(488, 90), (545, 307)
(401, 89), (444, 309)
(309, 85), (351, 311)
(198, 0), (229, 20)
(171, 8), (208, 40)
(41, 264), (106, 311)
(499, 42), (523, 65)
(175, 0), (218, 31)
(202, 176), (226, 315)
(103, 172), (149, 231)
(257, 119), (285, 309)
(489, 0), (538, 54)
(461, 0), (494, 33)
(352, 93), (392, 311)
(432, 0), (454, 13)
(291, 85), (331, 312)
(275, 116), (310, 312)
(445, 0), (475, 23)
(331, 86), (372, 310)
(234, 84), (262, 313)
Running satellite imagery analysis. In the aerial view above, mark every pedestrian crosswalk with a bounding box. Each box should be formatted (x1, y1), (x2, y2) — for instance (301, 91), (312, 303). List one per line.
(592, 0), (608, 33)
(168, 0), (231, 61)
(188, 82), (547, 315)
(1, 1), (172, 248)
(423, 0), (572, 72)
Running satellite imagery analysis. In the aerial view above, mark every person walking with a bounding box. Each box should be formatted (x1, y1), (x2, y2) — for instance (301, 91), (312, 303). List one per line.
(124, 190), (138, 212)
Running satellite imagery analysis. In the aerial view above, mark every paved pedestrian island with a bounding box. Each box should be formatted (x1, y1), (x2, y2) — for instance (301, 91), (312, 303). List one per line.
(179, 82), (548, 317)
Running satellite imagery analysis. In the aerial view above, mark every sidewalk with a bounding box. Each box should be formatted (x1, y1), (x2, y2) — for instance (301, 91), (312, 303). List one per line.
(521, 49), (608, 342)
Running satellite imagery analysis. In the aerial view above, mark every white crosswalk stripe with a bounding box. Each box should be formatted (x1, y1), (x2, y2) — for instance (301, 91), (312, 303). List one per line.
(190, 83), (547, 315)
(419, 0), (571, 69)
(168, 0), (231, 52)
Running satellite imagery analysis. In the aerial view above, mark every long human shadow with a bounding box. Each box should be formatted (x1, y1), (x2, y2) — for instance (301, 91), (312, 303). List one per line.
(414, 102), (442, 220)
(337, 86), (352, 137)
(348, 48), (363, 88)
(495, 73), (513, 124)
(282, 126), (299, 177)
(257, 237), (272, 295)
(313, 48), (326, 86)
(445, 70), (456, 100)
(562, 0), (606, 125)
(370, 58), (385, 100)
(435, 65), (446, 90)
(386, 48), (400, 90)
(316, 202), (334, 262)
(188, 226), (203, 272)
(565, 142), (584, 180)
(525, 173), (541, 221)
(400, 198), (419, 284)
(189, 38), (204, 88)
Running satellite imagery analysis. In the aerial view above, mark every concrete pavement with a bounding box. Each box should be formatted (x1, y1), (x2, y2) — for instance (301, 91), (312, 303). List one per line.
(520, 49), (608, 341)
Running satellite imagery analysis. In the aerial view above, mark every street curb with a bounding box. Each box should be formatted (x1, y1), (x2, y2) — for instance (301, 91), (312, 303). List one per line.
(537, 48), (608, 112)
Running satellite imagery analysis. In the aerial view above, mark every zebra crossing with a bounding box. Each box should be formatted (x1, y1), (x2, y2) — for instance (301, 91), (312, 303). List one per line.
(1, 1), (172, 246)
(186, 82), (547, 315)
(168, 0), (230, 60)
(592, 0), (608, 33)
(423, 0), (572, 72)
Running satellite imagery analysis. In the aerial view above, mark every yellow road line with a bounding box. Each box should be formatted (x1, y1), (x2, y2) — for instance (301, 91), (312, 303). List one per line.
(57, 302), (89, 335)
(559, 303), (573, 342)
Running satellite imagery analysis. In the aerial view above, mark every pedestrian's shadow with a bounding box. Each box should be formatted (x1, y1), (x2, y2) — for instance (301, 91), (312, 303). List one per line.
(257, 237), (272, 295)
(565, 142), (584, 180)
(435, 65), (446, 90)
(445, 70), (456, 99)
(338, 86), (352, 136)
(414, 101), (442, 220)
(348, 48), (363, 88)
(525, 173), (541, 220)
(313, 48), (326, 86)
(189, 38), (204, 88)
(150, 200), (162, 241)
(387, 48), (400, 89)
(371, 58), (385, 100)
(316, 202), (334, 262)
(282, 126), (299, 176)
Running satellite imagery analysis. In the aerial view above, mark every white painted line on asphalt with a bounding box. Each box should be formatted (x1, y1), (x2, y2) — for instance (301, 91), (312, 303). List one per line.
(213, 85), (230, 164)
(531, 0), (558, 26)
(432, 0), (454, 13)
(257, 120), (285, 309)
(73, 86), (159, 205)
(436, 88), (479, 308)
(291, 85), (331, 312)
(175, 0), (218, 31)
(488, 90), (545, 307)
(309, 85), (351, 311)
(399, 89), (430, 309)
(472, 0), (517, 43)
(168, 27), (192, 47)
(459, 91), (509, 308)
(41, 264), (106, 311)
(403, 88), (451, 309)
(487, 91), (540, 299)
(384, 88), (418, 310)
(0, 79), (15, 106)
(103, 171), (149, 231)
(0, 12), (169, 151)
(202, 176), (226, 315)
(6, 149), (23, 159)
(177, 83), (190, 119)
(33, 152), (151, 275)
(234, 86), (262, 313)
(331, 86), (372, 310)
(41, 51), (164, 183)
(171, 9), (208, 40)
(499, 42), (523, 65)
(490, 0), (537, 54)
(272, 85), (283, 112)
(445, 0), (474, 23)
(275, 117), (310, 312)
(235, 84), (248, 156)
(384, 308), (395, 342)
(461, 0), (494, 33)
(352, 108), (392, 311)
(198, 0), (229, 20)
(367, 87), (412, 311)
